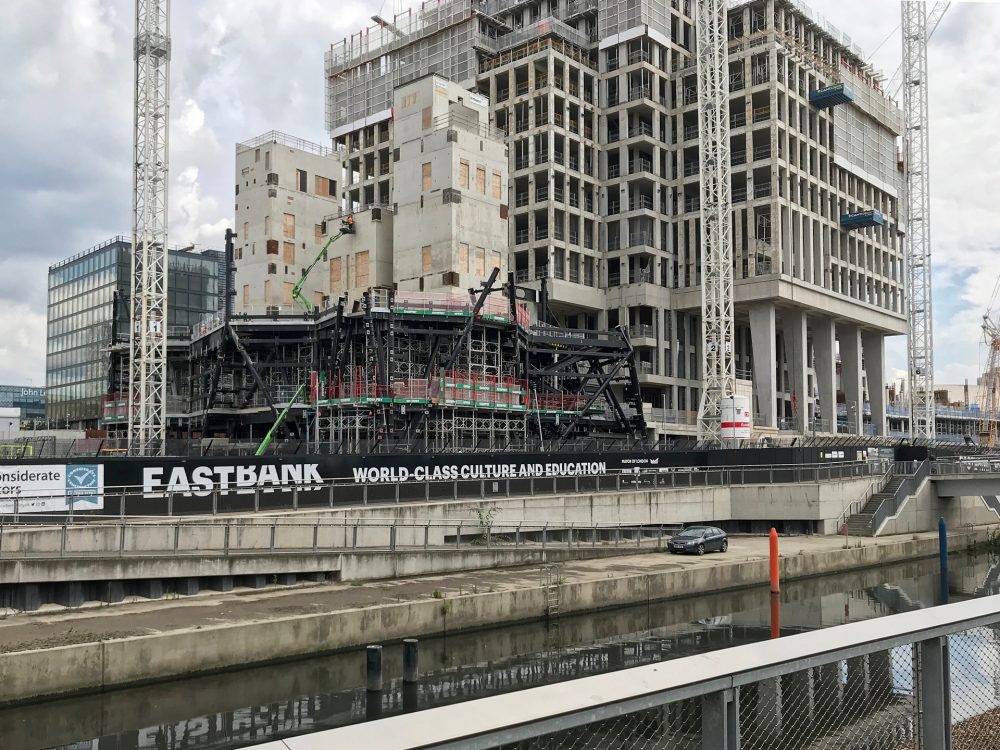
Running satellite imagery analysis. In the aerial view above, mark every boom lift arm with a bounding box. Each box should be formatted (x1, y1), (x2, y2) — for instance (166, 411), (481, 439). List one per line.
(292, 216), (355, 314)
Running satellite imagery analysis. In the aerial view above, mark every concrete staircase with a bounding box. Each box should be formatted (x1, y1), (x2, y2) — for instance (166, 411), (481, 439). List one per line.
(844, 475), (906, 537)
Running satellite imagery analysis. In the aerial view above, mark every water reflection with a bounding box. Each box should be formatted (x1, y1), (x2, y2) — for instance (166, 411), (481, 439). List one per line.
(3, 551), (997, 750)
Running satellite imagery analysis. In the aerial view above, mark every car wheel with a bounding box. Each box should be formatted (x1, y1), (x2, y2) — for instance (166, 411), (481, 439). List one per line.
(721, 539), (728, 553)
(697, 543), (705, 556)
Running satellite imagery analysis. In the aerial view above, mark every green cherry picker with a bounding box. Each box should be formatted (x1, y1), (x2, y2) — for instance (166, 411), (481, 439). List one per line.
(255, 215), (355, 456)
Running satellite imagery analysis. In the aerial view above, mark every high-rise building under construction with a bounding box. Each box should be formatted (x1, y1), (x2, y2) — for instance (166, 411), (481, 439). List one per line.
(322, 0), (907, 439)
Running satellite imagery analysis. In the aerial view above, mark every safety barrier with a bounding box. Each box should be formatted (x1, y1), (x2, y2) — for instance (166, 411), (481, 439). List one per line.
(254, 596), (1000, 750)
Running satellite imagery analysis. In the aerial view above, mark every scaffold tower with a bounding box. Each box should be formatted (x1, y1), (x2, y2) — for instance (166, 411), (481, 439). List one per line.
(128, 0), (171, 455)
(695, 0), (735, 444)
(902, 1), (935, 440)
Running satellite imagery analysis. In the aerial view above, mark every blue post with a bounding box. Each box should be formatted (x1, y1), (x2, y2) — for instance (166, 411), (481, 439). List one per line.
(938, 516), (949, 606)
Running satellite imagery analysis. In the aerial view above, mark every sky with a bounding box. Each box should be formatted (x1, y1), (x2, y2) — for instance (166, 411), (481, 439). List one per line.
(0, 0), (998, 396)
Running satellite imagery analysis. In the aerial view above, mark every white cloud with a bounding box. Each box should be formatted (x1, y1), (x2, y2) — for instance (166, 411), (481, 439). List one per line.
(0, 305), (46, 385)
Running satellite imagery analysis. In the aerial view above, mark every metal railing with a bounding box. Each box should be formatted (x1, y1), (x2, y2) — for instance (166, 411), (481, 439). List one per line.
(254, 596), (1000, 750)
(0, 461), (888, 520)
(869, 459), (930, 536)
(0, 517), (687, 561)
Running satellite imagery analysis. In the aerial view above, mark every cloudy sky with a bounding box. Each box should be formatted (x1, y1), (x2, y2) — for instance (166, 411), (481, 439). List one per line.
(1, 0), (998, 396)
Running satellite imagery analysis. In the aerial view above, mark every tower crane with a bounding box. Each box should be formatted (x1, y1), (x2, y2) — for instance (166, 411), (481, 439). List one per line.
(128, 0), (171, 455)
(695, 0), (735, 445)
(978, 277), (1000, 449)
(902, 0), (942, 441)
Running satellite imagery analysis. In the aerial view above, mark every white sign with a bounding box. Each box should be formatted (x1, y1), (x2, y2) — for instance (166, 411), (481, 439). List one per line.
(351, 461), (608, 484)
(143, 463), (324, 498)
(0, 464), (104, 513)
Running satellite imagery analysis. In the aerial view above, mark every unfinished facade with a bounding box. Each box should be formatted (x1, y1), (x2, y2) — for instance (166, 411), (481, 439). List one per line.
(325, 0), (907, 438)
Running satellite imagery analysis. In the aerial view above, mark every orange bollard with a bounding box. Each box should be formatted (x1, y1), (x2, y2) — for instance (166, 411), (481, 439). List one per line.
(769, 527), (780, 593)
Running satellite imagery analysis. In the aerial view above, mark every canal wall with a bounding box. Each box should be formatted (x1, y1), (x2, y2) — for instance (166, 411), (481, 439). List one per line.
(0, 526), (990, 707)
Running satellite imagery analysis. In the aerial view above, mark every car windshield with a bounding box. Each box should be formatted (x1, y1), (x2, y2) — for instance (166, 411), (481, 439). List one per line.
(676, 527), (706, 538)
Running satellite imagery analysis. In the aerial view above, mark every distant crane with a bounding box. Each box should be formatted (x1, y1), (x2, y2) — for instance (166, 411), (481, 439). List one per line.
(695, 0), (735, 445)
(978, 277), (1000, 449)
(128, 0), (171, 455)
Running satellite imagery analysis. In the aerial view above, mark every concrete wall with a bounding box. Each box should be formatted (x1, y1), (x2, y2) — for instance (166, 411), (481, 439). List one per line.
(879, 480), (1000, 536)
(233, 136), (342, 313)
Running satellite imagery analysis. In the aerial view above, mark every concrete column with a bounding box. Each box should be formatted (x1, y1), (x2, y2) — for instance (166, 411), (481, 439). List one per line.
(813, 317), (837, 433)
(750, 303), (777, 428)
(862, 330), (886, 436)
(839, 324), (863, 435)
(784, 309), (808, 433)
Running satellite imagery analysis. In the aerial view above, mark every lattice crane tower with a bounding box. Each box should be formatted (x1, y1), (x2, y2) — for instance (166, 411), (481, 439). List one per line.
(695, 0), (735, 444)
(128, 0), (171, 455)
(902, 1), (935, 440)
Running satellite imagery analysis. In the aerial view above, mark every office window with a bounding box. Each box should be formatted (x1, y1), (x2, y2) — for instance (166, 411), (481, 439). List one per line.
(254, 148), (260, 163)
(267, 263), (277, 274)
(315, 224), (323, 244)
(490, 250), (501, 270)
(282, 282), (294, 306)
(355, 251), (370, 287)
(283, 213), (295, 239)
(401, 93), (417, 108)
(283, 242), (295, 264)
(458, 243), (469, 273)
(264, 215), (271, 236)
(296, 169), (307, 192)
(264, 279), (271, 303)
(476, 166), (486, 194)
(422, 106), (433, 129)
(422, 245), (432, 273)
(242, 221), (249, 241)
(330, 257), (342, 287)
(475, 247), (485, 276)
(459, 160), (470, 189)
(422, 162), (432, 191)
(492, 171), (502, 199)
(266, 239), (279, 255)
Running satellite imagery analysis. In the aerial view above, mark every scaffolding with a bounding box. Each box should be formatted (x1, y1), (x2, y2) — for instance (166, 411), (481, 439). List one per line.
(325, 0), (482, 134)
(101, 283), (644, 453)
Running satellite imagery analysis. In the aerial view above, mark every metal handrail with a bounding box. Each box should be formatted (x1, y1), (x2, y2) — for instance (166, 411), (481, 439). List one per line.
(0, 461), (888, 521)
(0, 517), (689, 560)
(869, 459), (930, 536)
(250, 597), (1000, 750)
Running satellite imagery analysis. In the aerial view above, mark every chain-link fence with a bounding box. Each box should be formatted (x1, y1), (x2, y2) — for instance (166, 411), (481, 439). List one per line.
(256, 597), (1000, 750)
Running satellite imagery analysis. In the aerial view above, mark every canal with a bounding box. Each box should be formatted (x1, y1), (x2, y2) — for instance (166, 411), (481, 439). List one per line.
(3, 549), (997, 750)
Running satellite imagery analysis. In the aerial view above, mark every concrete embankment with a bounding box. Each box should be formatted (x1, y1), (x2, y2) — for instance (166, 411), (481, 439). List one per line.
(0, 527), (991, 706)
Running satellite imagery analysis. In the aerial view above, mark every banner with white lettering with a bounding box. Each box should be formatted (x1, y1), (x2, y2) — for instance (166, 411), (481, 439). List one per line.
(0, 464), (105, 513)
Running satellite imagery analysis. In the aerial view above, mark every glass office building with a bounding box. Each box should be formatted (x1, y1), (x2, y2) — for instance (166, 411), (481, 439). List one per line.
(0, 385), (45, 423)
(46, 236), (225, 427)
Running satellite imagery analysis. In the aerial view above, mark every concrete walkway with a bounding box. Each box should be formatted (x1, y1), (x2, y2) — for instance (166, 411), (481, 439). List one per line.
(0, 531), (939, 655)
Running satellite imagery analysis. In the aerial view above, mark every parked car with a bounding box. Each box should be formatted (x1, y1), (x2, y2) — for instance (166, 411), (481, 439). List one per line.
(667, 526), (728, 555)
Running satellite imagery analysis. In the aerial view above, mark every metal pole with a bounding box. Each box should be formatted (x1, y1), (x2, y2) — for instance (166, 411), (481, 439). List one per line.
(403, 639), (419, 684)
(939, 516), (949, 606)
(366, 645), (384, 692)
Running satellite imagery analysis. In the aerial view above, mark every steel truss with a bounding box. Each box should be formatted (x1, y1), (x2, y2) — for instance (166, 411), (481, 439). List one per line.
(902, 1), (935, 440)
(128, 0), (171, 455)
(695, 0), (735, 444)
